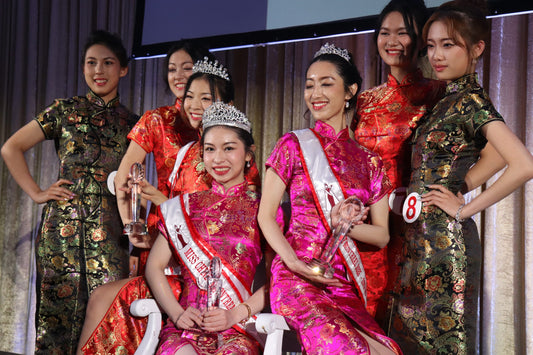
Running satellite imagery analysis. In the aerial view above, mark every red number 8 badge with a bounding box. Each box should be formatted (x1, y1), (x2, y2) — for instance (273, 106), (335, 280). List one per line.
(402, 192), (421, 223)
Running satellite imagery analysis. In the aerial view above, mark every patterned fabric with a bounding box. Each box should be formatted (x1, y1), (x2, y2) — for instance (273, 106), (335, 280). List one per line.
(390, 74), (504, 354)
(33, 90), (138, 354)
(128, 99), (198, 272)
(157, 181), (262, 355)
(266, 120), (401, 354)
(81, 275), (181, 354)
(352, 70), (444, 319)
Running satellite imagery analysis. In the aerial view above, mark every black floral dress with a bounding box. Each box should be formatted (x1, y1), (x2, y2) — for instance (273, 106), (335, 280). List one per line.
(390, 74), (504, 354)
(34, 91), (138, 354)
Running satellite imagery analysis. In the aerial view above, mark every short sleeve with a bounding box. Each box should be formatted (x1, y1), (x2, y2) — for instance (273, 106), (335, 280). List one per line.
(470, 92), (504, 135)
(265, 133), (301, 186)
(128, 109), (157, 153)
(34, 99), (64, 140)
(367, 154), (392, 205)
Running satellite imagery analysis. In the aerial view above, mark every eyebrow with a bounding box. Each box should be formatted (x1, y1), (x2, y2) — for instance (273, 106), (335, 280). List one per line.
(380, 26), (408, 31)
(86, 56), (116, 61)
(306, 76), (336, 81)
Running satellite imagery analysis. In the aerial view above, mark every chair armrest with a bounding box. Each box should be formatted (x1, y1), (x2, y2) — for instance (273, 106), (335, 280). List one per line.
(131, 299), (162, 355)
(254, 313), (290, 355)
(254, 313), (289, 334)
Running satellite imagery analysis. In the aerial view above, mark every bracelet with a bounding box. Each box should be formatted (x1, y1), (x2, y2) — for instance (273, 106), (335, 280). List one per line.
(455, 203), (465, 222)
(241, 302), (252, 322)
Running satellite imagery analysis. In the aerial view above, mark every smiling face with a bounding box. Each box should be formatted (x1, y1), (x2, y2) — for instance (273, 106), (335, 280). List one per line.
(377, 11), (418, 79)
(183, 78), (216, 130)
(202, 126), (251, 190)
(167, 49), (194, 99)
(304, 60), (352, 131)
(83, 44), (128, 103)
(426, 20), (478, 83)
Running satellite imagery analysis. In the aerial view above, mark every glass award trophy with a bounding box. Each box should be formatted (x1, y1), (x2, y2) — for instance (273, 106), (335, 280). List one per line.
(308, 196), (365, 278)
(123, 162), (148, 236)
(206, 257), (222, 309)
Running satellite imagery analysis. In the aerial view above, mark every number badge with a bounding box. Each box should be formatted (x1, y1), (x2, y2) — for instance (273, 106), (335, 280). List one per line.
(107, 170), (117, 195)
(402, 192), (421, 223)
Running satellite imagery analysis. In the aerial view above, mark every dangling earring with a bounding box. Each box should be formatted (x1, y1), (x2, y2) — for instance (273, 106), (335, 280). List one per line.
(246, 161), (251, 168)
(345, 101), (349, 109)
(472, 57), (478, 65)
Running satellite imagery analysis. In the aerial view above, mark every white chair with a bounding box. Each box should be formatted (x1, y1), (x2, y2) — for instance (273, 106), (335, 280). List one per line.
(130, 298), (290, 355)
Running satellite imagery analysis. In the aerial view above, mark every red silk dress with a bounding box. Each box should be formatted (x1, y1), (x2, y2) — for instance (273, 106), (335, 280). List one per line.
(351, 70), (444, 320)
(128, 99), (199, 274)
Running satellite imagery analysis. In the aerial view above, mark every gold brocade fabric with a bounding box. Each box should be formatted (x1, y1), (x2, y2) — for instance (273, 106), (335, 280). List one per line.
(32, 91), (138, 354)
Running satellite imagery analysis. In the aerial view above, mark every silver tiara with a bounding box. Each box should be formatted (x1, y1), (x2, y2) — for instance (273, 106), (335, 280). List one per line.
(193, 57), (230, 81)
(314, 43), (350, 63)
(202, 102), (251, 133)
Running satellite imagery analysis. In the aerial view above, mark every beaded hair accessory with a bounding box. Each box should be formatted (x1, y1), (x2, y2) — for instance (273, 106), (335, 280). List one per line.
(202, 101), (251, 133)
(193, 57), (230, 81)
(314, 43), (351, 63)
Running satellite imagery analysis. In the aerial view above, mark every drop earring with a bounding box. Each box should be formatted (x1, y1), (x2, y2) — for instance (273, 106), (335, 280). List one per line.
(345, 101), (349, 109)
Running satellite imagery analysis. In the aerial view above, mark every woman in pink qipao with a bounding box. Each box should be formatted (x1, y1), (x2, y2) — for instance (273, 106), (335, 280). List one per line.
(146, 102), (266, 354)
(258, 44), (402, 354)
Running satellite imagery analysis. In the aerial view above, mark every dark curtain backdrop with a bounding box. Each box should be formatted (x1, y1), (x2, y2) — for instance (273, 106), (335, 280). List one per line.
(0, 1), (531, 354)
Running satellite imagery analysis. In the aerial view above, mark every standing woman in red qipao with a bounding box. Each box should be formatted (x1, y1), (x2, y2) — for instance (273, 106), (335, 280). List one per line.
(350, 0), (444, 325)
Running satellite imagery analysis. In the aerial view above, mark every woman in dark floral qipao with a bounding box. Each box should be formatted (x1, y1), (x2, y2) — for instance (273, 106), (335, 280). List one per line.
(1, 30), (138, 354)
(390, 1), (533, 353)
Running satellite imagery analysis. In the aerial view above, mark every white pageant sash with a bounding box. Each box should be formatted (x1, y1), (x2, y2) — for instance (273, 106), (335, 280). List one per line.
(158, 194), (253, 331)
(293, 128), (367, 306)
(168, 141), (195, 198)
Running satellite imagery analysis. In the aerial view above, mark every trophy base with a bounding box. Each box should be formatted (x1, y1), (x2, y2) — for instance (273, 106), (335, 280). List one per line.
(124, 222), (148, 236)
(307, 258), (334, 278)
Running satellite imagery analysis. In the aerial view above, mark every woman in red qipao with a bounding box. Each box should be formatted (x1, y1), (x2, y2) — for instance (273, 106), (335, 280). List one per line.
(77, 57), (262, 354)
(350, 0), (444, 325)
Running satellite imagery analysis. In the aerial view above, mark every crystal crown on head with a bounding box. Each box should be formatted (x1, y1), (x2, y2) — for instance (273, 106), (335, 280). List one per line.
(314, 43), (351, 63)
(193, 57), (230, 81)
(202, 102), (251, 133)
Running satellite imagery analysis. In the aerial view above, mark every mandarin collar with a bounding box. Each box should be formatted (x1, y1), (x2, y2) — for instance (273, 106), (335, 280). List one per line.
(174, 97), (182, 110)
(87, 90), (120, 108)
(211, 180), (248, 196)
(387, 69), (424, 88)
(314, 120), (350, 141)
(445, 73), (479, 95)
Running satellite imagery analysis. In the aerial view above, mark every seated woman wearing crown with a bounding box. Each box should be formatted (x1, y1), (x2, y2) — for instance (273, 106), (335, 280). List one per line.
(146, 102), (265, 354)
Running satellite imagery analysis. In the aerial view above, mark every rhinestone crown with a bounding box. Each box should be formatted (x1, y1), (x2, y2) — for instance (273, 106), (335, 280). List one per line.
(314, 43), (351, 63)
(193, 57), (230, 81)
(202, 102), (251, 133)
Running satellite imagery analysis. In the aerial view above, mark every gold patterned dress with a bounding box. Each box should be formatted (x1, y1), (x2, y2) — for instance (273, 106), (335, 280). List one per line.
(34, 90), (138, 354)
(390, 74), (504, 354)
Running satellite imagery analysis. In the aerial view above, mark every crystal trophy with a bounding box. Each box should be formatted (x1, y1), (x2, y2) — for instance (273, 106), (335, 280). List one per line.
(206, 257), (222, 310)
(198, 257), (223, 347)
(123, 162), (148, 236)
(308, 196), (365, 278)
